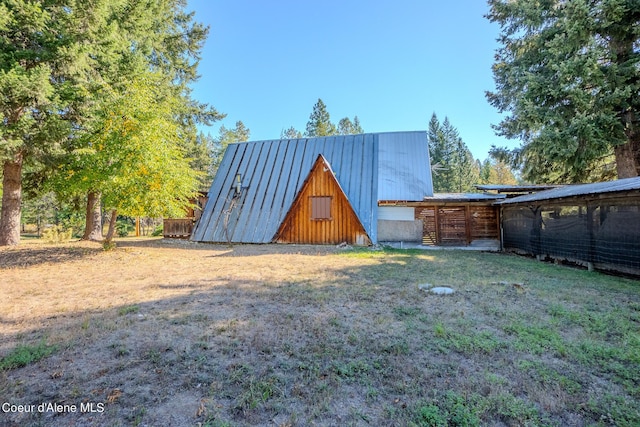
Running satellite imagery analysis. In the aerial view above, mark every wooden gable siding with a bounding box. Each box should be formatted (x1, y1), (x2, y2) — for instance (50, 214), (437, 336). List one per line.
(275, 155), (371, 245)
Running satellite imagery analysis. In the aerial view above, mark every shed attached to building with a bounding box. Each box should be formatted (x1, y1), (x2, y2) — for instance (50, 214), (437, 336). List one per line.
(413, 193), (505, 246)
(191, 131), (433, 245)
(163, 191), (209, 238)
(496, 177), (640, 275)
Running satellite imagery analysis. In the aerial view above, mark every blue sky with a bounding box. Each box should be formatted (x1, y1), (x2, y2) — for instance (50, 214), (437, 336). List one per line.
(186, 1), (515, 161)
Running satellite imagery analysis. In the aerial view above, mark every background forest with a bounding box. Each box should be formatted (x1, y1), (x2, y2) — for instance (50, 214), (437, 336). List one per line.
(1, 0), (638, 246)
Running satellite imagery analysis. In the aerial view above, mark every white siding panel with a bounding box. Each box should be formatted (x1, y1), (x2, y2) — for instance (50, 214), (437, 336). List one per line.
(378, 206), (415, 221)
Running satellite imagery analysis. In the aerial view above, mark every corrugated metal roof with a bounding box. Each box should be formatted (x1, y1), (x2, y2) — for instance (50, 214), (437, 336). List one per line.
(474, 184), (561, 193)
(496, 177), (640, 205)
(191, 131), (431, 244)
(423, 193), (506, 202)
(378, 132), (433, 200)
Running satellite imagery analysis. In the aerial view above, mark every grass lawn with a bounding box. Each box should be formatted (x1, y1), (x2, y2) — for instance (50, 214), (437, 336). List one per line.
(1, 238), (639, 426)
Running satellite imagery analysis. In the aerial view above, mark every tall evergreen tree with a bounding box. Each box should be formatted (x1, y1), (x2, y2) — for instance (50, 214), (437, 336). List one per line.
(305, 99), (337, 137)
(486, 0), (640, 183)
(428, 113), (455, 192)
(478, 158), (518, 185)
(479, 159), (490, 185)
(0, 0), (222, 245)
(427, 113), (479, 192)
(302, 99), (362, 137)
(211, 121), (250, 176)
(452, 135), (480, 193)
(337, 116), (364, 135)
(280, 126), (302, 139)
(0, 1), (73, 245)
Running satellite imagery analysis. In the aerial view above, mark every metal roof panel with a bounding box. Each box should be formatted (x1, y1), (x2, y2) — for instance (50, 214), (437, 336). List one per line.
(496, 177), (640, 205)
(378, 131), (432, 201)
(192, 131), (431, 243)
(423, 193), (507, 202)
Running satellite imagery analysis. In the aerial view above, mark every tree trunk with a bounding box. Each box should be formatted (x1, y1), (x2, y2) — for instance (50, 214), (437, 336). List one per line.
(613, 36), (640, 179)
(81, 191), (103, 241)
(614, 143), (638, 178)
(0, 154), (23, 246)
(104, 209), (118, 242)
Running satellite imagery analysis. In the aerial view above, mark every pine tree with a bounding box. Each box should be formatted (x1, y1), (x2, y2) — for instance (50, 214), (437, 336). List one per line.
(428, 114), (455, 192)
(452, 136), (480, 193)
(211, 121), (250, 176)
(353, 117), (363, 134)
(478, 159), (492, 185)
(428, 114), (479, 192)
(305, 99), (337, 137)
(280, 126), (302, 139)
(337, 116), (364, 135)
(486, 0), (640, 182)
(0, 1), (71, 245)
(0, 0), (222, 245)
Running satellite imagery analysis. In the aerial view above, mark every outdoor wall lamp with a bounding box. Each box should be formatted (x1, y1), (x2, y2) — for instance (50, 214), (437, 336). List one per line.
(234, 173), (244, 195)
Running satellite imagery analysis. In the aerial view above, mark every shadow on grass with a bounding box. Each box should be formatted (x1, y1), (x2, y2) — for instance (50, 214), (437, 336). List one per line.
(1, 247), (639, 427)
(0, 245), (102, 269)
(117, 237), (352, 257)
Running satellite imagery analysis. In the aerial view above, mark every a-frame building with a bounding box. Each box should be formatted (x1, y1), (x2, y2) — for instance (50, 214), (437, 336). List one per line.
(190, 131), (432, 245)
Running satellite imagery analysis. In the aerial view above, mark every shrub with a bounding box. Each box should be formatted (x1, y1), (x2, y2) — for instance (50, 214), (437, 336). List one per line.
(116, 220), (133, 237)
(151, 224), (163, 237)
(41, 225), (73, 243)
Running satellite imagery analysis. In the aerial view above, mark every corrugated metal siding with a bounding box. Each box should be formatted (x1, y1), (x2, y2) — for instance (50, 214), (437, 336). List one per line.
(378, 132), (433, 200)
(191, 131), (432, 244)
(191, 134), (380, 243)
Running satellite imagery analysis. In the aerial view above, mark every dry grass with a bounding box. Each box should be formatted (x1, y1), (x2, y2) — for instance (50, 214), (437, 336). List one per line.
(1, 237), (639, 426)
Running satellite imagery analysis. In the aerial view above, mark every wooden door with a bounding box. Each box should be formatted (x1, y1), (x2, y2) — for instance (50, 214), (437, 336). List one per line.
(438, 207), (467, 245)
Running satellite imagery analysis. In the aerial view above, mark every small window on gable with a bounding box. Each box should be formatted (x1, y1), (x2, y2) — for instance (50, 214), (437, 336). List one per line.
(311, 196), (332, 220)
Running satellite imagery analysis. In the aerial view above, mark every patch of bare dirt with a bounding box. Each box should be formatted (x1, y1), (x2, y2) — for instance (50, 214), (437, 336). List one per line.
(0, 239), (372, 426)
(1, 237), (638, 426)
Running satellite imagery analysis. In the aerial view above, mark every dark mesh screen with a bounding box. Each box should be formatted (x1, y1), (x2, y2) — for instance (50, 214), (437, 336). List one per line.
(502, 206), (538, 254)
(594, 206), (640, 267)
(502, 200), (640, 271)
